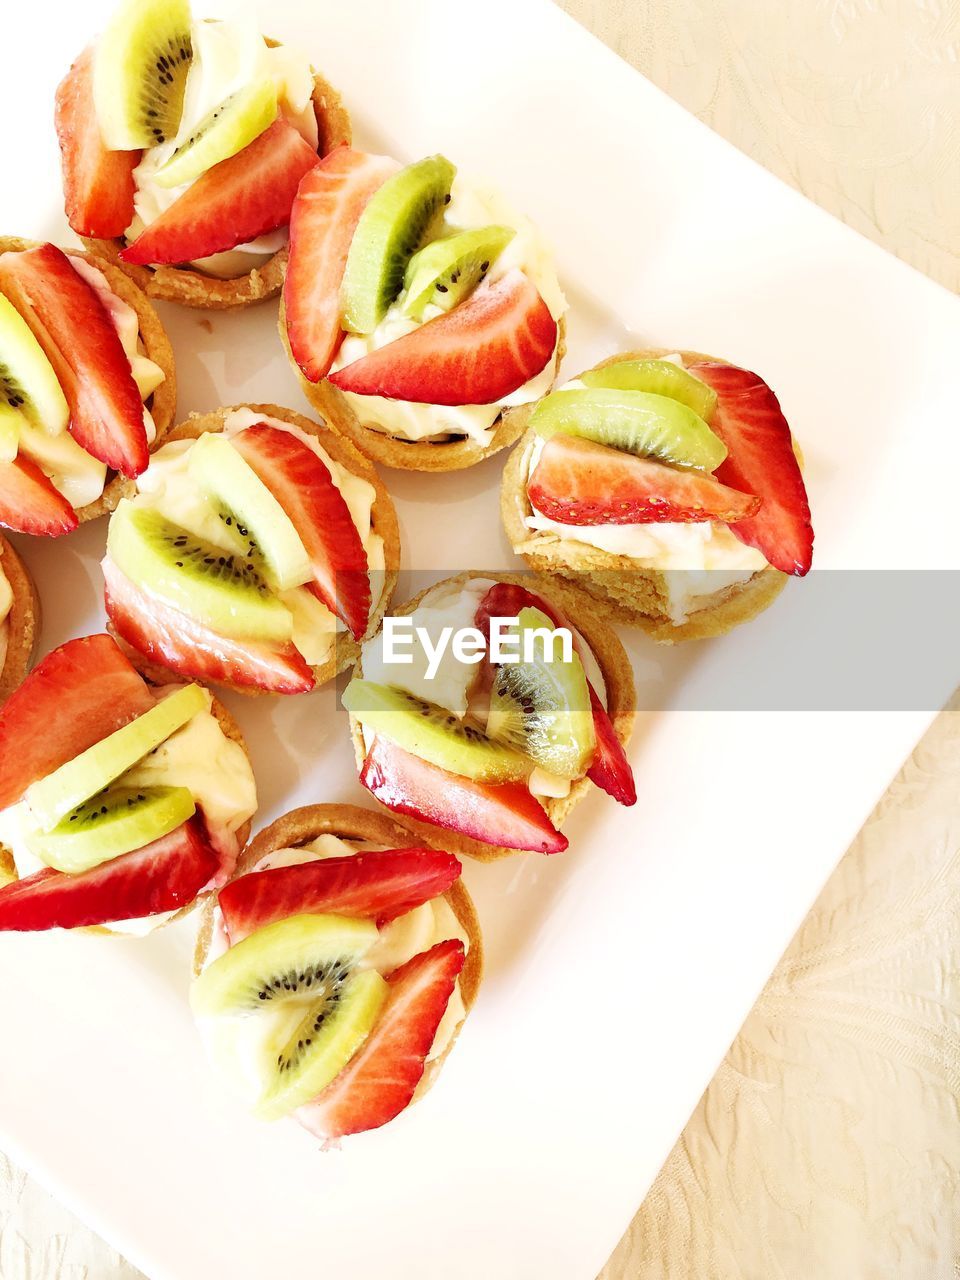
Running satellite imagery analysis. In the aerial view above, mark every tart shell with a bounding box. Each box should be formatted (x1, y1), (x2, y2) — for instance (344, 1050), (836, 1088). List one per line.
(0, 535), (40, 704)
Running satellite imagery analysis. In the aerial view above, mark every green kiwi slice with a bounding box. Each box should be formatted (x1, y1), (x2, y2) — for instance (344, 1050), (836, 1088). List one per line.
(107, 502), (294, 643)
(581, 359), (719, 421)
(487, 607), (595, 780)
(0, 294), (69, 435)
(153, 79), (278, 188)
(401, 225), (515, 320)
(93, 0), (194, 150)
(342, 678), (530, 782)
(0, 404), (19, 463)
(26, 785), (196, 874)
(340, 155), (457, 334)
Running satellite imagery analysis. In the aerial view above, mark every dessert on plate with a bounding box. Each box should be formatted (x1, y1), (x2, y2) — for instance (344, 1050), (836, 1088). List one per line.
(501, 349), (814, 640)
(102, 404), (399, 694)
(192, 803), (481, 1141)
(341, 571), (637, 861)
(280, 146), (567, 470)
(0, 535), (40, 703)
(56, 0), (351, 308)
(0, 634), (256, 933)
(0, 237), (175, 535)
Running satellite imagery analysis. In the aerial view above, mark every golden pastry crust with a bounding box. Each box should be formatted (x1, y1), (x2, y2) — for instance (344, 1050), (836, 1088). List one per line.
(500, 346), (788, 641)
(80, 68), (351, 310)
(0, 535), (40, 703)
(0, 236), (177, 523)
(106, 403), (400, 694)
(348, 569), (636, 861)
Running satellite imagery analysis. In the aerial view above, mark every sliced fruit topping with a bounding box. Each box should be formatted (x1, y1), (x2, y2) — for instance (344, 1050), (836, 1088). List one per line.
(121, 120), (318, 267)
(26, 784), (196, 875)
(487, 606), (594, 779)
(93, 0), (193, 150)
(55, 47), (140, 239)
(343, 679), (529, 782)
(0, 244), (148, 476)
(401, 225), (515, 320)
(154, 79), (278, 188)
(24, 681), (206, 831)
(530, 388), (726, 472)
(0, 817), (218, 932)
(360, 735), (567, 854)
(581, 359), (719, 421)
(331, 269), (557, 406)
(107, 502), (294, 642)
(220, 847), (462, 944)
(585, 684), (636, 806)
(341, 155), (456, 334)
(0, 405), (18, 463)
(297, 938), (466, 1140)
(103, 559), (315, 694)
(0, 454), (78, 536)
(688, 362), (813, 575)
(0, 291), (69, 435)
(528, 434), (761, 525)
(284, 147), (400, 383)
(0, 634), (154, 810)
(231, 425), (371, 640)
(191, 913), (387, 1119)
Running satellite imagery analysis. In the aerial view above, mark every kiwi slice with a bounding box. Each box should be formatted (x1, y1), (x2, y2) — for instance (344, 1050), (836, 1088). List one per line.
(487, 607), (595, 780)
(107, 503), (294, 643)
(0, 404), (19, 463)
(153, 79), (278, 189)
(26, 785), (196, 875)
(187, 433), (310, 590)
(401, 225), (515, 320)
(342, 678), (530, 782)
(341, 155), (457, 334)
(93, 0), (193, 150)
(25, 683), (207, 831)
(191, 913), (387, 1119)
(530, 388), (727, 472)
(0, 294), (69, 435)
(581, 359), (719, 422)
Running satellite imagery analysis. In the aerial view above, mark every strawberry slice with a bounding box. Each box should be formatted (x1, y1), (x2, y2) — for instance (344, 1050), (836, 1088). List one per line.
(329, 269), (558, 405)
(0, 817), (219, 932)
(0, 454), (79, 536)
(0, 634), (154, 810)
(296, 939), (466, 1139)
(0, 244), (148, 476)
(103, 558), (315, 695)
(529, 434), (760, 525)
(220, 847), (462, 944)
(55, 48), (139, 239)
(687, 362), (813, 575)
(360, 735), (567, 854)
(121, 120), (318, 267)
(284, 147), (399, 382)
(231, 424), (370, 640)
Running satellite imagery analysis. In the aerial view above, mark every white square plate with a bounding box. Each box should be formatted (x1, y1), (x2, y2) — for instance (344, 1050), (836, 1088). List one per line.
(2, 1), (959, 1277)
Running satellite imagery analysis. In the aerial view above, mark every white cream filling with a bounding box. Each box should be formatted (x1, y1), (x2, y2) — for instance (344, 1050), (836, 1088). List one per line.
(0, 566), (11, 676)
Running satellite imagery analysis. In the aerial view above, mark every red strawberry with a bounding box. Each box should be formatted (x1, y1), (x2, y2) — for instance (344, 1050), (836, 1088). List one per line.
(103, 559), (315, 695)
(231, 424), (370, 640)
(0, 245), (148, 476)
(687, 362), (813, 575)
(121, 120), (318, 267)
(284, 147), (399, 382)
(329, 269), (557, 405)
(0, 818), (219, 932)
(360, 735), (567, 854)
(529, 434), (760, 525)
(0, 634), (154, 810)
(296, 939), (466, 1139)
(55, 48), (139, 239)
(220, 847), (462, 944)
(0, 454), (79, 536)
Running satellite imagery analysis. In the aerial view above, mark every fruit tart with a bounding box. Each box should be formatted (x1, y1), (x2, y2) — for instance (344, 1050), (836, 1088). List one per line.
(0, 237), (176, 535)
(501, 349), (814, 640)
(280, 147), (567, 471)
(0, 535), (40, 703)
(102, 404), (400, 695)
(57, 0), (351, 309)
(341, 572), (636, 861)
(0, 634), (257, 934)
(192, 803), (481, 1141)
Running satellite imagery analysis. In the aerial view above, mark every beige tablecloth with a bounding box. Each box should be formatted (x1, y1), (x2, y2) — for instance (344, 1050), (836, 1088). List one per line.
(2, 2), (958, 1277)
